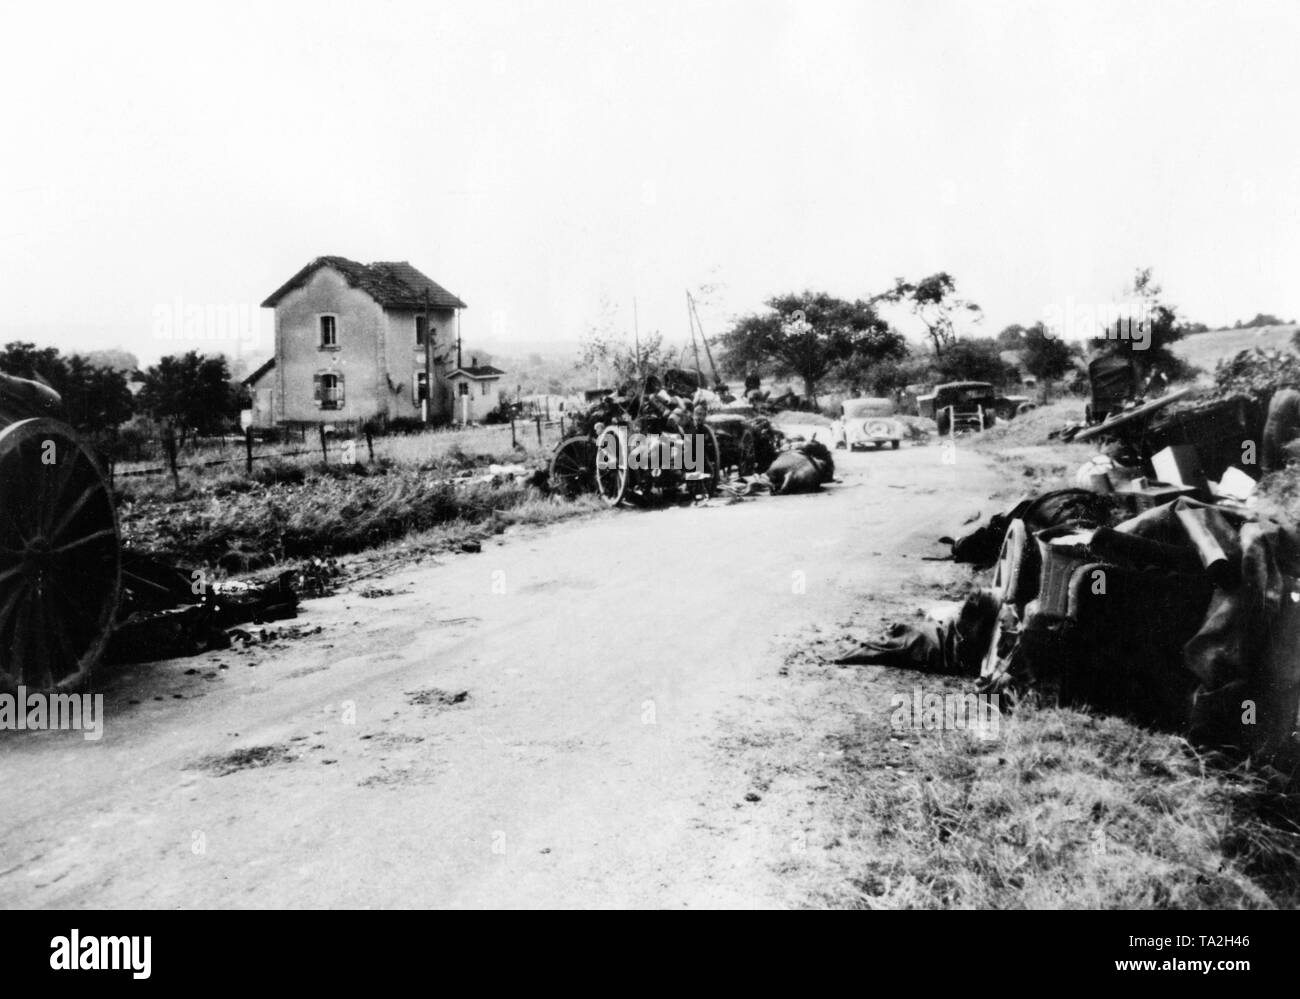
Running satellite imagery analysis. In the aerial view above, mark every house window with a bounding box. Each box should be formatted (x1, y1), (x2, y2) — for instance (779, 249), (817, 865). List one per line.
(414, 370), (429, 403)
(314, 371), (344, 410)
(457, 381), (469, 396)
(415, 315), (428, 348)
(319, 315), (337, 349)
(481, 381), (489, 396)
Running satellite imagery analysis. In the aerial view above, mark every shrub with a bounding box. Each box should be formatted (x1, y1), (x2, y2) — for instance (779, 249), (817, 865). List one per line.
(251, 459), (306, 486)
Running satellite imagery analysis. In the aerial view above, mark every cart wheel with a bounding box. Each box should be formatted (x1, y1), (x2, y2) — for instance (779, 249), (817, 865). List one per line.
(595, 428), (627, 507)
(0, 418), (120, 691)
(701, 425), (722, 490)
(550, 435), (596, 496)
(737, 428), (757, 476)
(990, 519), (1031, 608)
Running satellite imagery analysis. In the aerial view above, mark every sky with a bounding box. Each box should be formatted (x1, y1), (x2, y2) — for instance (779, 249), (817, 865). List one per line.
(1, 0), (1298, 367)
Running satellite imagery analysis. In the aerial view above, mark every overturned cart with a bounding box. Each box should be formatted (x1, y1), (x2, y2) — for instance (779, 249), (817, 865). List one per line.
(0, 372), (300, 693)
(0, 372), (121, 691)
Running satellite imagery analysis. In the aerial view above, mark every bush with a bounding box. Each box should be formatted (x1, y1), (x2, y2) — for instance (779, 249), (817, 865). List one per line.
(1213, 348), (1300, 398)
(380, 417), (426, 436)
(251, 459), (306, 486)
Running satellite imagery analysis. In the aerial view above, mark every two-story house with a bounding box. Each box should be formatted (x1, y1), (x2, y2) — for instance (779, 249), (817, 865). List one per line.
(247, 256), (489, 427)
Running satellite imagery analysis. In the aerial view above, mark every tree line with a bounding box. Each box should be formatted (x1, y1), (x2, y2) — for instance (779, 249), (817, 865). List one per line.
(0, 343), (245, 448)
(716, 267), (1196, 403)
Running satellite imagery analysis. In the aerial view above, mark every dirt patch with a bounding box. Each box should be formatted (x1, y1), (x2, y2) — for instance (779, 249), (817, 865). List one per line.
(188, 743), (298, 776)
(405, 688), (470, 708)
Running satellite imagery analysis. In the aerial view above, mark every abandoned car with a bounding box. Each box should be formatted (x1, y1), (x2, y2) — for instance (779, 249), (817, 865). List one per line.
(831, 397), (903, 450)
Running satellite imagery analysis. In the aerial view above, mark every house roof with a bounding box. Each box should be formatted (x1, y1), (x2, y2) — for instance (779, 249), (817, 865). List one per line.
(261, 256), (467, 310)
(448, 364), (505, 380)
(242, 357), (276, 386)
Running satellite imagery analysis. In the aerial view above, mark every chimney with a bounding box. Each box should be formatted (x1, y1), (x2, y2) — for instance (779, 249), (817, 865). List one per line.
(471, 355), (477, 368)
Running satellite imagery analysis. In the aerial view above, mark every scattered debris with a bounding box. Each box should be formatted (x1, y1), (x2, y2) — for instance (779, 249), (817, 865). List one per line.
(405, 688), (470, 707)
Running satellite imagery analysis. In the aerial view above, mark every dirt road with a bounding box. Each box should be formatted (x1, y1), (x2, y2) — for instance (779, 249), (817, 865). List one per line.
(1, 441), (1002, 909)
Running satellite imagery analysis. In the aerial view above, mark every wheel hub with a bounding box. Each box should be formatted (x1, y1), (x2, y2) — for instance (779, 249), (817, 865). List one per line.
(22, 534), (52, 570)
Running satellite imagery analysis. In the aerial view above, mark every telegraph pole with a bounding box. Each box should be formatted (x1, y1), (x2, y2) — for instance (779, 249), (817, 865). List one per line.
(423, 288), (433, 424)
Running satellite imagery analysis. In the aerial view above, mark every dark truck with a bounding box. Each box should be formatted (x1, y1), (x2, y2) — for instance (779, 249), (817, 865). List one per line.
(1085, 355), (1140, 425)
(917, 381), (1000, 434)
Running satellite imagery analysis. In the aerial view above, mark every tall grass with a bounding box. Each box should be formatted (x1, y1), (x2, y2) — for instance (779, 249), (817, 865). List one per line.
(814, 701), (1298, 909)
(114, 423), (584, 574)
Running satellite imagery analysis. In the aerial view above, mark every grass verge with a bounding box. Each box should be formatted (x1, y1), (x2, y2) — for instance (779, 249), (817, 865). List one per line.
(812, 699), (1297, 908)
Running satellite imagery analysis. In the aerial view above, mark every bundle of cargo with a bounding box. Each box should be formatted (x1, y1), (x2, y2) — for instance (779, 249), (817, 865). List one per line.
(980, 496), (1300, 757)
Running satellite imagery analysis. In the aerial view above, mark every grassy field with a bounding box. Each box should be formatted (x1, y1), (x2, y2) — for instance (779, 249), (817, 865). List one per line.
(1173, 324), (1298, 373)
(114, 420), (567, 482)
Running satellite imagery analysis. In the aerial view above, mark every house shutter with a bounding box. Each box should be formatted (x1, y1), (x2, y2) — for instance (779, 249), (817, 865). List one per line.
(313, 372), (323, 403)
(335, 372), (344, 407)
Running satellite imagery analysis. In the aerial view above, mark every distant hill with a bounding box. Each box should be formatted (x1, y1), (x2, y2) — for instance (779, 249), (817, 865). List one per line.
(1172, 323), (1297, 372)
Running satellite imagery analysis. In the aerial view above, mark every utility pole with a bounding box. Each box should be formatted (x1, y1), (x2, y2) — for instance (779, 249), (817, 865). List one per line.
(633, 297), (642, 382)
(687, 290), (703, 383)
(423, 288), (433, 424)
(687, 291), (721, 387)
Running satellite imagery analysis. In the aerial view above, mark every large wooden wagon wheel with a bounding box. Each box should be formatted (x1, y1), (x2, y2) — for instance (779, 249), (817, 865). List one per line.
(595, 427), (628, 507)
(550, 435), (596, 496)
(0, 418), (120, 691)
(700, 425), (722, 490)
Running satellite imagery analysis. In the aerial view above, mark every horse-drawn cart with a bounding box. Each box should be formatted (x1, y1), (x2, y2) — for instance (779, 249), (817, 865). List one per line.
(548, 375), (726, 506)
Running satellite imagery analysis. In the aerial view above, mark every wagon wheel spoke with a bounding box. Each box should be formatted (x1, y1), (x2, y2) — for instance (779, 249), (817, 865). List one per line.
(51, 527), (117, 556)
(4, 590), (32, 686)
(0, 477), (34, 547)
(0, 581), (29, 649)
(27, 589), (54, 690)
(50, 481), (105, 542)
(39, 445), (85, 536)
(46, 586), (88, 683)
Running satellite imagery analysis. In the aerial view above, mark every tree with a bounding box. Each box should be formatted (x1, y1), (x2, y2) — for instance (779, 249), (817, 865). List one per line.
(137, 352), (240, 443)
(81, 348), (139, 372)
(719, 291), (904, 403)
(579, 327), (673, 389)
(1021, 322), (1076, 382)
(59, 355), (134, 431)
(1100, 267), (1191, 379)
(996, 324), (1027, 347)
(0, 341), (65, 385)
(931, 337), (1017, 385)
(0, 341), (134, 434)
(874, 272), (982, 357)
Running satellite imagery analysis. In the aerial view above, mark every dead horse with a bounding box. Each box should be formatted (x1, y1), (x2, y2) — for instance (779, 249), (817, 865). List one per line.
(766, 438), (835, 494)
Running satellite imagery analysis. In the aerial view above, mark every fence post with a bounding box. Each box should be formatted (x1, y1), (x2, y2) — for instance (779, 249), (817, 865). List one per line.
(510, 417), (517, 448)
(319, 423), (328, 465)
(245, 425), (254, 475)
(366, 428), (375, 463)
(163, 426), (180, 490)
(535, 414), (542, 446)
